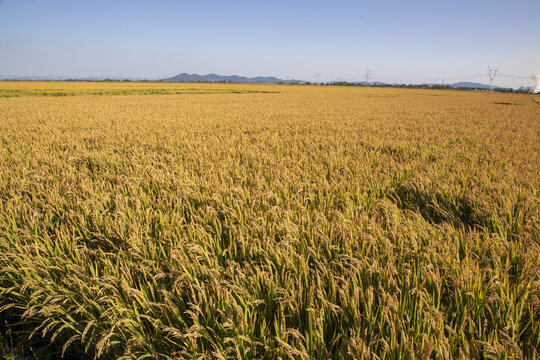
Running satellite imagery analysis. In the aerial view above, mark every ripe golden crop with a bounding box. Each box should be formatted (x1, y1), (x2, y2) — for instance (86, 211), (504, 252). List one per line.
(0, 82), (538, 359)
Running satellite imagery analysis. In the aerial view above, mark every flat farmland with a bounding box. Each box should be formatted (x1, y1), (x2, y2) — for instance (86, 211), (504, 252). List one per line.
(0, 82), (539, 359)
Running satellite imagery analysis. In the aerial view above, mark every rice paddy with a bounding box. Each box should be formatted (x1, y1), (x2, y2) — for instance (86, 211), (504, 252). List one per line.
(0, 82), (538, 359)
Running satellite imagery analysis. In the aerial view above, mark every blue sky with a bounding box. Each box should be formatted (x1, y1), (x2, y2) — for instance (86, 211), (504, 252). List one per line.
(0, 0), (538, 87)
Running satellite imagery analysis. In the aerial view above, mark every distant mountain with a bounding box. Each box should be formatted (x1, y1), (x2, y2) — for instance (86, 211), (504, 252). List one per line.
(449, 82), (498, 89)
(161, 73), (300, 84)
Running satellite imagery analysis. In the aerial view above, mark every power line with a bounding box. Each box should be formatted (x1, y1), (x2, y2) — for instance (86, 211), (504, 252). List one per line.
(372, 73), (486, 82)
(341, 69), (535, 88)
(441, 74), (486, 80)
(499, 74), (531, 79)
(374, 71), (533, 81)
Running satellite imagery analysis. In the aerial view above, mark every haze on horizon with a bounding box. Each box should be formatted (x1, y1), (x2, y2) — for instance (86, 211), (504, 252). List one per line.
(0, 0), (539, 88)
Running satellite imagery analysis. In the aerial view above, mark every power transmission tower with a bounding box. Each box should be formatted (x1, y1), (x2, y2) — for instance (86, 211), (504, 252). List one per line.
(315, 73), (321, 84)
(488, 67), (499, 91)
(364, 70), (371, 86)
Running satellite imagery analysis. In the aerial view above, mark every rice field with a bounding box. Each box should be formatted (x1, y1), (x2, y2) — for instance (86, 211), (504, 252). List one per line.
(0, 81), (539, 359)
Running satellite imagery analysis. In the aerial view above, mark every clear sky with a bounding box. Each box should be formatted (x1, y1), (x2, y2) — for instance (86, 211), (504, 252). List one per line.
(0, 0), (539, 87)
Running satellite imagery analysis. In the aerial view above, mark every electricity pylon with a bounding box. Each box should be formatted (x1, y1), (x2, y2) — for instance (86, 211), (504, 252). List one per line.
(488, 67), (499, 91)
(364, 70), (371, 86)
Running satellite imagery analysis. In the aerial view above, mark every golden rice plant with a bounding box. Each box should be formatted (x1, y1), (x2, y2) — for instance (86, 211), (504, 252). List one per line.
(0, 82), (538, 359)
